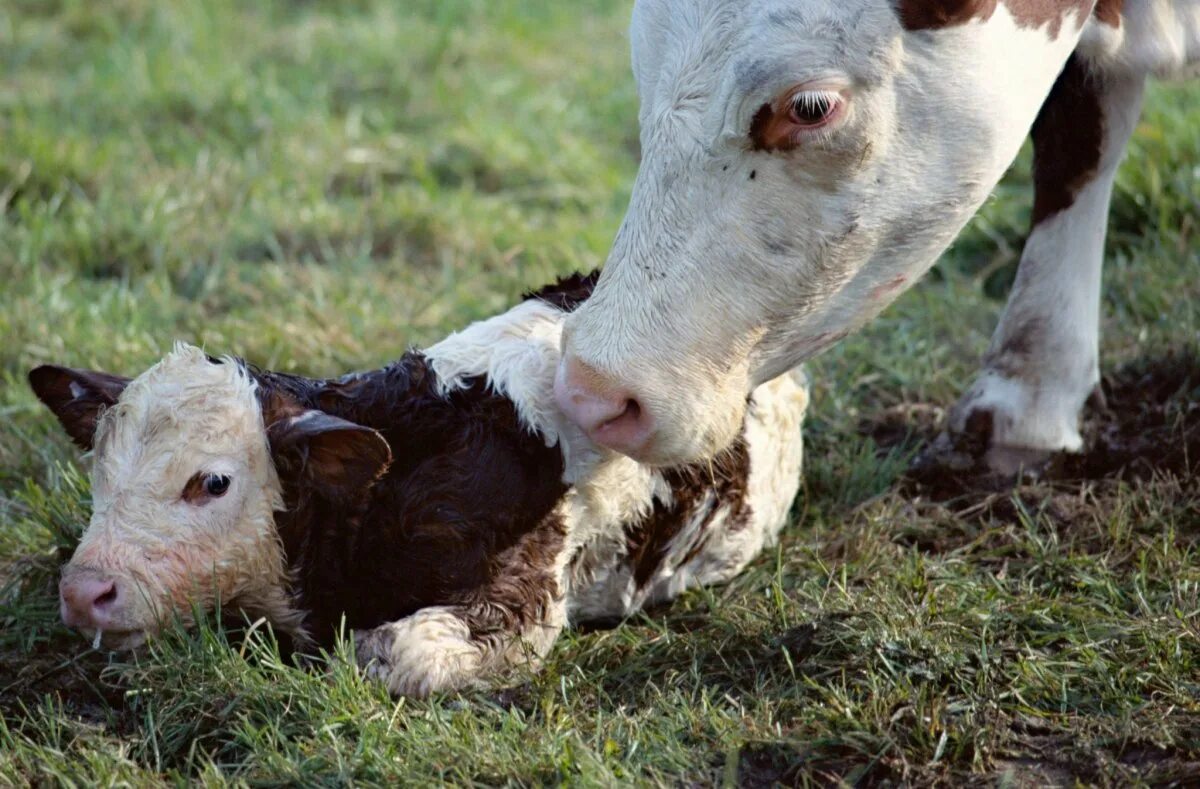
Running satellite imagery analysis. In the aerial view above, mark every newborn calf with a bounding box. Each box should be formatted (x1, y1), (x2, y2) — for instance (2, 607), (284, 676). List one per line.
(30, 274), (807, 696)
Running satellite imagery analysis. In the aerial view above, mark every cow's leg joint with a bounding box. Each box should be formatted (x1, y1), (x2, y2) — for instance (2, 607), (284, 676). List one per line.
(950, 65), (1145, 473)
(354, 607), (485, 698)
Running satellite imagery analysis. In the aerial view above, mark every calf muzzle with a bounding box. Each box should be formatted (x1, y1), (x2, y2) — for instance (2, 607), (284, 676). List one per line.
(59, 568), (122, 632)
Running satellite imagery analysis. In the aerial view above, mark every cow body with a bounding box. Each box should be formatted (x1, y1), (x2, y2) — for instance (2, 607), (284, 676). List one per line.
(31, 275), (807, 697)
(554, 0), (1199, 470)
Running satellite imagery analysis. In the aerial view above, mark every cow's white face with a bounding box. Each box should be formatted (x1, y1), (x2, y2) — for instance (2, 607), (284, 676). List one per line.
(36, 346), (291, 650)
(556, 0), (1089, 464)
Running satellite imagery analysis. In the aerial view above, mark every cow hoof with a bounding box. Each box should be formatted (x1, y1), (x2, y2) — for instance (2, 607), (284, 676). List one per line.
(354, 608), (484, 698)
(982, 444), (1053, 477)
(945, 370), (1091, 471)
(954, 406), (1055, 476)
(910, 405), (1057, 482)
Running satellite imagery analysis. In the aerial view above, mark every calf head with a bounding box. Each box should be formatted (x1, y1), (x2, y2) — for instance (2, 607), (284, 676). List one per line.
(556, 0), (1092, 464)
(30, 344), (390, 650)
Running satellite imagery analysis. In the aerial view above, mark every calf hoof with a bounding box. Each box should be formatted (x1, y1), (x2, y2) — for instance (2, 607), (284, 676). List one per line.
(354, 608), (484, 698)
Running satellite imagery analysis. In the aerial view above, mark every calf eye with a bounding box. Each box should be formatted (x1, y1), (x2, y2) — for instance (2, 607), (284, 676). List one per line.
(182, 473), (232, 503)
(205, 474), (231, 497)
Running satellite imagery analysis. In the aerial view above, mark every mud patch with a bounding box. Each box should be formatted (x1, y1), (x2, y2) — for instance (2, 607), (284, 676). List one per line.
(853, 351), (1200, 555)
(0, 639), (129, 731)
(863, 350), (1200, 499)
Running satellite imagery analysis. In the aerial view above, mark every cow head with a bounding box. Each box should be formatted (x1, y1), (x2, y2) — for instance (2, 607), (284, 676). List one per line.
(555, 0), (1091, 464)
(30, 344), (390, 650)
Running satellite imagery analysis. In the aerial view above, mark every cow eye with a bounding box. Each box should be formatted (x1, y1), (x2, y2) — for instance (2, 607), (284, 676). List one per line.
(204, 474), (231, 497)
(182, 472), (232, 503)
(788, 90), (840, 127)
(751, 85), (848, 152)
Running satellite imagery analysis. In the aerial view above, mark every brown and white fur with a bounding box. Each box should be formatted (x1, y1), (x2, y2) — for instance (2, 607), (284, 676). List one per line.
(553, 0), (1198, 471)
(31, 275), (807, 697)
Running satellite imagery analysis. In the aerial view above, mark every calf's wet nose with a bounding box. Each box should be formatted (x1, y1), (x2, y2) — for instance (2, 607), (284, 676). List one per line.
(59, 570), (121, 631)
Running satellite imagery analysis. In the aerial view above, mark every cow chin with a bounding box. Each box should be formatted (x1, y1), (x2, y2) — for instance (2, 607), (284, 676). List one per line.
(83, 626), (149, 652)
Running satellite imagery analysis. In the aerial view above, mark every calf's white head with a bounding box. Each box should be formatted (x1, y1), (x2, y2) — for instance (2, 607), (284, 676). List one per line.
(30, 344), (389, 650)
(555, 0), (1091, 464)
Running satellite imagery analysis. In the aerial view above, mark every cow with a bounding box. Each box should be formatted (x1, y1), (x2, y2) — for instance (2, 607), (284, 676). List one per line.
(553, 0), (1199, 471)
(29, 274), (808, 697)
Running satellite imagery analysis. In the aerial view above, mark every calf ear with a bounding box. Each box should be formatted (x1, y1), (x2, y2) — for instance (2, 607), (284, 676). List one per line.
(266, 410), (392, 499)
(28, 365), (131, 450)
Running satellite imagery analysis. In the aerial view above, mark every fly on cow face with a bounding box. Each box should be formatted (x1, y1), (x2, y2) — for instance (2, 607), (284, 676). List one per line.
(556, 0), (1092, 464)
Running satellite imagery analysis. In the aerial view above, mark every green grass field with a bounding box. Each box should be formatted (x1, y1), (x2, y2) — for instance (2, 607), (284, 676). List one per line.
(2, 1), (1198, 784)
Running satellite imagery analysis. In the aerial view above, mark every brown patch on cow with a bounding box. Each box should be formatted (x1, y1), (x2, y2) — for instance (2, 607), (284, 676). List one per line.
(1030, 56), (1105, 226)
(251, 355), (571, 646)
(1093, 0), (1123, 27)
(523, 270), (599, 312)
(897, 0), (998, 31)
(897, 0), (1092, 37)
(626, 439), (752, 588)
(456, 510), (569, 638)
(28, 365), (131, 450)
(266, 410), (392, 500)
(750, 102), (795, 153)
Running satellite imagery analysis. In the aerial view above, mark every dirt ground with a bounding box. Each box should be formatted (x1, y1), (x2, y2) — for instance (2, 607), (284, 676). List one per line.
(862, 349), (1200, 538)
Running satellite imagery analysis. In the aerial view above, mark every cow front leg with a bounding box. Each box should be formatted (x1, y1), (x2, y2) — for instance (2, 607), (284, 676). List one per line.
(354, 595), (568, 697)
(355, 607), (487, 697)
(355, 521), (569, 697)
(949, 61), (1145, 473)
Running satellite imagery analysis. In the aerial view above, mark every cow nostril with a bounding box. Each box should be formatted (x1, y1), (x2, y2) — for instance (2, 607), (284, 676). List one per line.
(94, 581), (117, 609)
(604, 398), (642, 428)
(60, 573), (121, 630)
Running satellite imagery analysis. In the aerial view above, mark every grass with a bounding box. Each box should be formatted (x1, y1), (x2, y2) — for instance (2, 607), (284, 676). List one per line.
(1, 0), (1198, 784)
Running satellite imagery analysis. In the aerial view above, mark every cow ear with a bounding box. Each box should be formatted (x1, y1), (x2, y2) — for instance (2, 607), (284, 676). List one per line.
(28, 365), (131, 450)
(266, 410), (392, 498)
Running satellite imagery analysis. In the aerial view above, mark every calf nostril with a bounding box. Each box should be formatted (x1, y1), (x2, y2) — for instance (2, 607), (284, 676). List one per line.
(93, 581), (117, 609)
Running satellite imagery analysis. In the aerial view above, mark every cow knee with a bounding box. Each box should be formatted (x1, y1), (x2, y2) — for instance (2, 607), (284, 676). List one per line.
(354, 608), (484, 698)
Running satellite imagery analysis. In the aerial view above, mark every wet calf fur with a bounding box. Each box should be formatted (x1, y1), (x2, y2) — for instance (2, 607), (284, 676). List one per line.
(30, 274), (808, 696)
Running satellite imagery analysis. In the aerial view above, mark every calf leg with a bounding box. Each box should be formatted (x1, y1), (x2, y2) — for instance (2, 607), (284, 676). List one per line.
(354, 519), (568, 697)
(949, 59), (1146, 472)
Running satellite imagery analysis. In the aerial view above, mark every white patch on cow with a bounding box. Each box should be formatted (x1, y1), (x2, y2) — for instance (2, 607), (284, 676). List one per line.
(424, 298), (604, 473)
(639, 368), (808, 606)
(560, 0), (1095, 465)
(355, 608), (484, 697)
(64, 343), (301, 646)
(563, 368), (808, 620)
(355, 596), (571, 697)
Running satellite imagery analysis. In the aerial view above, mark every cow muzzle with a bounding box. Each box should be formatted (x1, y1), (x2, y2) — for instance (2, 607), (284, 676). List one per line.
(553, 355), (656, 460)
(59, 567), (147, 649)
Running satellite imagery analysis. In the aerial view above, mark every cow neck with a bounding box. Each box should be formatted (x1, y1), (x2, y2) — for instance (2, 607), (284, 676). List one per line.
(249, 354), (436, 633)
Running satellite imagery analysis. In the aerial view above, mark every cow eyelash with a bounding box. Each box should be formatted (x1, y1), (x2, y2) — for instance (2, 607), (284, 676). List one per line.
(182, 473), (232, 503)
(788, 90), (843, 127)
